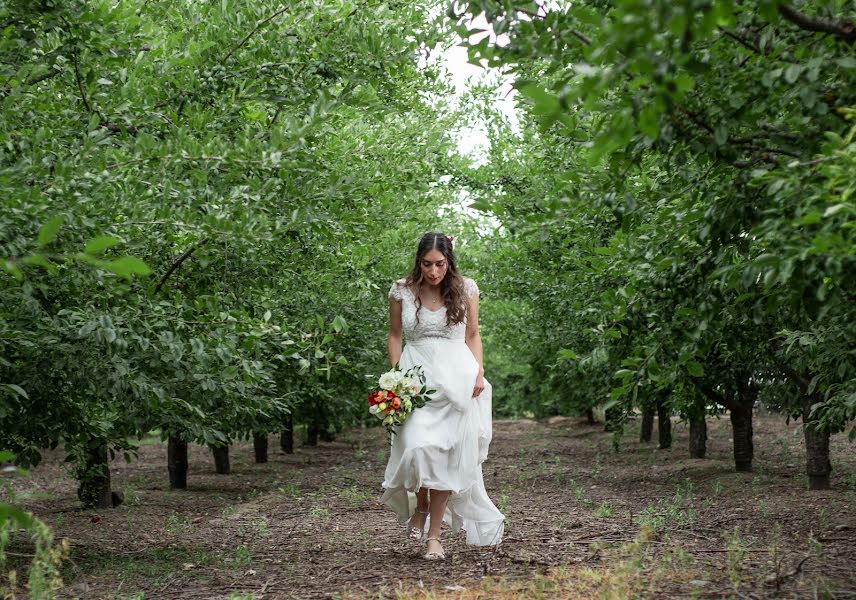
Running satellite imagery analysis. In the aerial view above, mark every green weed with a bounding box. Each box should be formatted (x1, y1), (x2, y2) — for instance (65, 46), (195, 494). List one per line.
(595, 501), (614, 518)
(232, 545), (252, 570)
(724, 527), (747, 592)
(309, 505), (329, 519)
(340, 485), (372, 506)
(164, 512), (192, 534)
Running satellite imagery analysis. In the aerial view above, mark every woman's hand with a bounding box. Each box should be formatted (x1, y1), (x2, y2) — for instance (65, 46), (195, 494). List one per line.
(472, 373), (485, 398)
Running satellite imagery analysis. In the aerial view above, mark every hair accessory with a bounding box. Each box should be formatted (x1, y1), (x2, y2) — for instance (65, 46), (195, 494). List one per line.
(446, 235), (455, 249)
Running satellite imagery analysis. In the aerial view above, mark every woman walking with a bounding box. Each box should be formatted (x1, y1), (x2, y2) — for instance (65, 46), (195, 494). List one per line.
(380, 232), (504, 560)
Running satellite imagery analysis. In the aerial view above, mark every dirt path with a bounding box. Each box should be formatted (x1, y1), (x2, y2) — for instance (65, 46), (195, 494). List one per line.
(4, 413), (855, 599)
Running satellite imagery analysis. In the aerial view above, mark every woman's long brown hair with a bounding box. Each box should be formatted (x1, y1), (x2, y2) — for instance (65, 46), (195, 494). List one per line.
(404, 232), (466, 326)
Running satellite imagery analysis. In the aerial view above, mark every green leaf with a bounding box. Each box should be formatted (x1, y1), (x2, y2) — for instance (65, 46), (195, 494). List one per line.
(468, 200), (493, 212)
(557, 348), (578, 361)
(84, 236), (119, 254)
(686, 361), (704, 377)
(2, 383), (30, 399)
(21, 254), (54, 271)
(1, 259), (22, 279)
(823, 204), (848, 217)
(835, 56), (856, 69)
(103, 257), (151, 278)
(784, 64), (802, 83)
(0, 503), (32, 528)
(37, 216), (64, 247)
(518, 84), (560, 116)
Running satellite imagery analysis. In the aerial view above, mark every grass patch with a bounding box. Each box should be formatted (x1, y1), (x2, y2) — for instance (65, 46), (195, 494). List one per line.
(375, 527), (702, 599)
(62, 547), (216, 589)
(340, 485), (372, 506)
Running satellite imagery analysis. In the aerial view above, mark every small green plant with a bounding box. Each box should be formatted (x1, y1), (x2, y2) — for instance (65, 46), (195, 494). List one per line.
(122, 485), (142, 507)
(221, 505), (236, 518)
(354, 441), (367, 459)
(340, 485), (371, 506)
(637, 504), (665, 531)
(711, 480), (724, 496)
(552, 456), (564, 484)
(810, 533), (825, 559)
(818, 507), (830, 531)
(595, 501), (614, 518)
(568, 479), (592, 506)
(277, 482), (301, 498)
(238, 517), (268, 539)
(498, 490), (510, 514)
(375, 449), (387, 463)
(724, 527), (747, 591)
(228, 593), (255, 600)
(751, 475), (762, 496)
(309, 505), (329, 519)
(767, 523), (784, 589)
(232, 545), (252, 570)
(164, 512), (191, 534)
(591, 453), (603, 479)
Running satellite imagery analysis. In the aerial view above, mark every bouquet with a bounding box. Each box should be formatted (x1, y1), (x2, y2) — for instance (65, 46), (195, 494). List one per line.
(368, 365), (434, 439)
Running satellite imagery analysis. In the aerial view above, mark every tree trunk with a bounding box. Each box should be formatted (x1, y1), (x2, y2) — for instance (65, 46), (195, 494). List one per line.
(730, 403), (754, 472)
(168, 437), (188, 489)
(280, 413), (294, 454)
(689, 417), (707, 459)
(77, 444), (112, 509)
(253, 433), (268, 464)
(306, 423), (319, 447)
(211, 445), (230, 474)
(585, 407), (596, 425)
(803, 395), (831, 490)
(640, 407), (654, 443)
(657, 398), (672, 449)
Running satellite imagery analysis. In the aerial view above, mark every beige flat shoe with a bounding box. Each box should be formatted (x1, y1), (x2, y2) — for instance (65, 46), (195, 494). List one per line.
(407, 509), (429, 541)
(423, 536), (445, 560)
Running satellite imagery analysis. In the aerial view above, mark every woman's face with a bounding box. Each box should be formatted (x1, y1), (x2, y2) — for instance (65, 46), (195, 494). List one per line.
(420, 249), (448, 286)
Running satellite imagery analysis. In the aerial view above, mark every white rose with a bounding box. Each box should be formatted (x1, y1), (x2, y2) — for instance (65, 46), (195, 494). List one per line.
(379, 370), (399, 390)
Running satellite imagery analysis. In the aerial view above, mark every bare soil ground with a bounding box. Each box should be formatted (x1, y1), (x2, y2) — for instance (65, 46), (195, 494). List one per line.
(3, 412), (855, 599)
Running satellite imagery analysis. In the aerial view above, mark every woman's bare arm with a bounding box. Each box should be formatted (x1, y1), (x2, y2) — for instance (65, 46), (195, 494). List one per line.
(388, 297), (403, 367)
(465, 289), (485, 397)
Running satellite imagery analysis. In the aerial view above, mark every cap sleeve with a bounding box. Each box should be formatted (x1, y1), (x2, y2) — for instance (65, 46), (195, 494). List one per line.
(464, 278), (479, 299)
(388, 279), (405, 301)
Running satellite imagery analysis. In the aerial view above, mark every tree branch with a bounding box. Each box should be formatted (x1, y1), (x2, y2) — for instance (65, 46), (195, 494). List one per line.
(24, 67), (61, 86)
(221, 6), (291, 64)
(696, 382), (737, 412)
(155, 238), (209, 294)
(71, 49), (94, 114)
(720, 27), (763, 54)
(778, 4), (856, 44)
(516, 6), (592, 45)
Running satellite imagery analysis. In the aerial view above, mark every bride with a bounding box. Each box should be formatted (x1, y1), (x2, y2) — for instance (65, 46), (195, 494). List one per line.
(380, 232), (504, 560)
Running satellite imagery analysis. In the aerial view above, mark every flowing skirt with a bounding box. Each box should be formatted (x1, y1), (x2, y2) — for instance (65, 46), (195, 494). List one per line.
(379, 337), (504, 546)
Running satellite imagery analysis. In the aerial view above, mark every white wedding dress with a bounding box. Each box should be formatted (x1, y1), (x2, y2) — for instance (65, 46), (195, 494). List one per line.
(380, 277), (504, 546)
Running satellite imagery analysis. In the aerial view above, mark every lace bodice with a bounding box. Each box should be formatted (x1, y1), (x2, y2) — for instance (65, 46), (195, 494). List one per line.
(389, 278), (479, 342)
